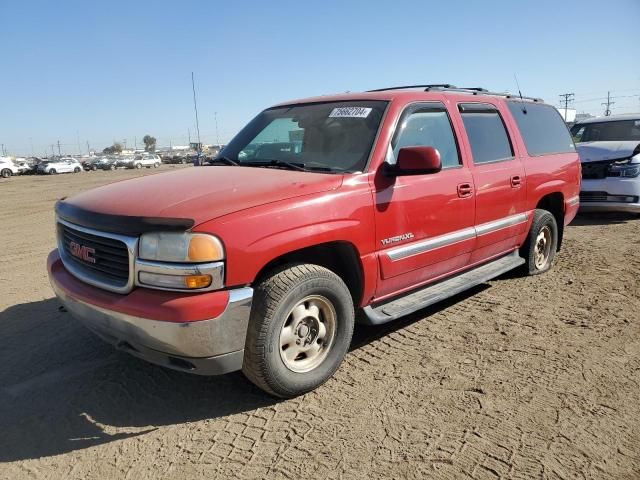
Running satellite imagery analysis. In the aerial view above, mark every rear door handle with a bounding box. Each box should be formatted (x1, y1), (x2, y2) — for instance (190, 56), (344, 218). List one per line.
(457, 183), (473, 198)
(511, 175), (522, 188)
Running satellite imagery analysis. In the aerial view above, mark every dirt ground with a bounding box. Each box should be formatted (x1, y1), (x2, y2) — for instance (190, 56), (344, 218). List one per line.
(1, 167), (639, 480)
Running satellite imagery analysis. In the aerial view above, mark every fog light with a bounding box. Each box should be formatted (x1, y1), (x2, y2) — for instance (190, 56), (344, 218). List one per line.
(184, 274), (212, 289)
(138, 271), (212, 290)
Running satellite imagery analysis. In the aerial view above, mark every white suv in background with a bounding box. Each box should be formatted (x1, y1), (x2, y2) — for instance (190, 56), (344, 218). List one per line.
(0, 157), (20, 178)
(41, 158), (83, 175)
(571, 114), (640, 213)
(129, 153), (161, 169)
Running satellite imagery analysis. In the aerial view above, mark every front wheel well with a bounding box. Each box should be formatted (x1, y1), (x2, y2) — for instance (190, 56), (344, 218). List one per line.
(254, 242), (364, 307)
(535, 192), (565, 250)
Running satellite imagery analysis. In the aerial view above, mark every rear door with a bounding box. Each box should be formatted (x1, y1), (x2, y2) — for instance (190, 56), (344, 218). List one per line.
(374, 101), (476, 299)
(456, 102), (527, 262)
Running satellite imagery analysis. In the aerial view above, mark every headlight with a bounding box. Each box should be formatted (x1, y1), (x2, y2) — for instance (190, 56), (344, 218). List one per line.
(609, 162), (640, 178)
(138, 232), (225, 262)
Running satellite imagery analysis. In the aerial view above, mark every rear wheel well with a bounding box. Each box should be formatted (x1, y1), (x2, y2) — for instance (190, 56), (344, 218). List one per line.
(535, 193), (565, 250)
(254, 242), (364, 306)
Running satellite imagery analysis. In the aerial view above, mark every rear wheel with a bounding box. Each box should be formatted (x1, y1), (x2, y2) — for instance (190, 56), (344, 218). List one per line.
(154, 162), (160, 168)
(242, 264), (354, 398)
(135, 163), (142, 169)
(1, 169), (11, 178)
(49, 169), (57, 175)
(110, 164), (116, 170)
(521, 209), (558, 275)
(92, 165), (97, 171)
(74, 167), (81, 173)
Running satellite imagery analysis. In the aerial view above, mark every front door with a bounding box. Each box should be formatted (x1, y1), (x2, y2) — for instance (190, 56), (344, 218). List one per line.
(374, 101), (476, 300)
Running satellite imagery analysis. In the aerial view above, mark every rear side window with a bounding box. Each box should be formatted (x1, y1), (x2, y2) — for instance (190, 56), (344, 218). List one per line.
(507, 102), (575, 155)
(459, 104), (513, 164)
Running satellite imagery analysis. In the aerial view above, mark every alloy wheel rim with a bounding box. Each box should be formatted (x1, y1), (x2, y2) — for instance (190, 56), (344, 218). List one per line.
(279, 295), (337, 373)
(534, 225), (552, 269)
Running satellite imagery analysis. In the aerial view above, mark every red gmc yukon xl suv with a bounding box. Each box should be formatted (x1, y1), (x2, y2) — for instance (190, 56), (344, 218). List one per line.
(48, 85), (580, 397)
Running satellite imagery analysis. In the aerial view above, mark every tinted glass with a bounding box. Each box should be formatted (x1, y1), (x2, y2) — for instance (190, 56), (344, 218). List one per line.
(460, 110), (513, 164)
(570, 119), (640, 142)
(391, 106), (460, 168)
(220, 101), (387, 173)
(508, 102), (575, 155)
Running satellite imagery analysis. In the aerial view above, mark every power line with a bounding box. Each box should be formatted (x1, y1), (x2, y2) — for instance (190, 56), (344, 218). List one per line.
(559, 92), (575, 121)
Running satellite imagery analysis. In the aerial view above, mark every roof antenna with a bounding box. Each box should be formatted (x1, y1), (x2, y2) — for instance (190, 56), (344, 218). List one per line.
(514, 74), (527, 114)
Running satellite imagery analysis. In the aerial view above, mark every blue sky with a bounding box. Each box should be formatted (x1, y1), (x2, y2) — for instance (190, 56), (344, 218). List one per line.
(1, 0), (639, 156)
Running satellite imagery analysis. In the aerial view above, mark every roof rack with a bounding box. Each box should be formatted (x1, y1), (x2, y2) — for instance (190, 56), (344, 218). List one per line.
(367, 84), (542, 102)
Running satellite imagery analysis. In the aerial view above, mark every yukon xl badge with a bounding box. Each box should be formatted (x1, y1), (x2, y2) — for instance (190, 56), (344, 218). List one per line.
(381, 233), (414, 246)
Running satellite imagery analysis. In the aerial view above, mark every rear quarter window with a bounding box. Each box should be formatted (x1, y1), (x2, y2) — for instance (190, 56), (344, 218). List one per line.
(507, 102), (575, 156)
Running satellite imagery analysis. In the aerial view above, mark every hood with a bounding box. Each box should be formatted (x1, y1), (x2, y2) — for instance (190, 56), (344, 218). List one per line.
(576, 141), (640, 163)
(60, 166), (343, 230)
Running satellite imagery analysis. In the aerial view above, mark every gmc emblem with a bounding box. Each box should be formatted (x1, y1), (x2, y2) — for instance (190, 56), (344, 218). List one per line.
(69, 241), (96, 264)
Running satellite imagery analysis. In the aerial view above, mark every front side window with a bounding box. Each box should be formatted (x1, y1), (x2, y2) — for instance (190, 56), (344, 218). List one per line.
(220, 101), (387, 173)
(459, 104), (513, 164)
(389, 104), (460, 168)
(570, 119), (640, 142)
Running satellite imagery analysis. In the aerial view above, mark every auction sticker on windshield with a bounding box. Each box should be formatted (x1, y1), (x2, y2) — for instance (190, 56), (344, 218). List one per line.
(329, 107), (372, 118)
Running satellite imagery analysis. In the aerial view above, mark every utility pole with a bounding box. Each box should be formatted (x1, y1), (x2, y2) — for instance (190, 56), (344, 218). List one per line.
(191, 72), (202, 162)
(558, 93), (574, 122)
(77, 130), (81, 155)
(134, 136), (137, 150)
(188, 128), (191, 145)
(602, 91), (614, 116)
(57, 140), (61, 156)
(86, 141), (90, 154)
(1, 143), (4, 156)
(214, 112), (220, 146)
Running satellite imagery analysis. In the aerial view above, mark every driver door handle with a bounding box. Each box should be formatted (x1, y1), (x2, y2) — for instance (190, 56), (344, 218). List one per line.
(457, 183), (473, 198)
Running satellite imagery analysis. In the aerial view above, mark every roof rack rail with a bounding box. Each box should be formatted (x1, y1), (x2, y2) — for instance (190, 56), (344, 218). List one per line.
(367, 84), (457, 92)
(367, 84), (543, 102)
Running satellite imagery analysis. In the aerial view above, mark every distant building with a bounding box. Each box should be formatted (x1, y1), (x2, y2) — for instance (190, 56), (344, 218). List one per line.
(556, 107), (576, 123)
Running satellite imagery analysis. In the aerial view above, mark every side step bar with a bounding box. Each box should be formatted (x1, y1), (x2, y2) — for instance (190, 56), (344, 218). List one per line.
(362, 251), (525, 325)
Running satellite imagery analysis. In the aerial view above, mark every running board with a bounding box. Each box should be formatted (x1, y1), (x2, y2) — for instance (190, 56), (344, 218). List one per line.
(362, 251), (525, 325)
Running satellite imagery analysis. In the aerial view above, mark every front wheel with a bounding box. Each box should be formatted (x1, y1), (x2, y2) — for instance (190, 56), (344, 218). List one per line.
(242, 264), (354, 398)
(521, 209), (558, 275)
(154, 162), (160, 168)
(135, 163), (142, 169)
(74, 167), (81, 173)
(1, 169), (11, 178)
(49, 169), (57, 175)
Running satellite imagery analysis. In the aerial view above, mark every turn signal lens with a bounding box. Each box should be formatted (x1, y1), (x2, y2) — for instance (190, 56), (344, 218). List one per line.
(188, 235), (224, 262)
(184, 274), (212, 289)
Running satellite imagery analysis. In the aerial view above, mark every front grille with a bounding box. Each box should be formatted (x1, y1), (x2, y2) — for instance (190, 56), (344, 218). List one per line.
(581, 162), (609, 180)
(58, 222), (131, 289)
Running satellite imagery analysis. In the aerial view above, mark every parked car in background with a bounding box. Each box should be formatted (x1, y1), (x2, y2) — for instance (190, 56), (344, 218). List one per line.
(571, 114), (640, 213)
(49, 85), (580, 397)
(118, 153), (161, 169)
(39, 157), (83, 175)
(0, 157), (20, 178)
(95, 156), (118, 170)
(15, 160), (32, 175)
(82, 158), (100, 171)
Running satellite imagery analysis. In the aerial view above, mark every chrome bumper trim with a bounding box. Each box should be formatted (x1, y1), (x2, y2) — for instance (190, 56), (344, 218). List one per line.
(51, 278), (253, 359)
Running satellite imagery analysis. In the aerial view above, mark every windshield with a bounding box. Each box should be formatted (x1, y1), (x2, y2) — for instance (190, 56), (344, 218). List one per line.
(571, 119), (640, 142)
(218, 101), (387, 173)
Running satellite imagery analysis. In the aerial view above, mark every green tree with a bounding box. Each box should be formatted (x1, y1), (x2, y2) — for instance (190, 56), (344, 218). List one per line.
(143, 135), (157, 152)
(102, 142), (123, 154)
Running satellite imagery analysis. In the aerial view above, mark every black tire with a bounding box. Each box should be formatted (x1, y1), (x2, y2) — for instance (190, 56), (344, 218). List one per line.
(1, 169), (11, 178)
(520, 209), (558, 275)
(92, 165), (97, 171)
(49, 169), (57, 174)
(74, 167), (81, 173)
(135, 163), (142, 169)
(110, 164), (116, 170)
(242, 264), (355, 398)
(154, 162), (160, 168)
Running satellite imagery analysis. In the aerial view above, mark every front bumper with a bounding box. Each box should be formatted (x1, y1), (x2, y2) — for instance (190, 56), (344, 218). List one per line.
(580, 177), (640, 213)
(48, 250), (253, 375)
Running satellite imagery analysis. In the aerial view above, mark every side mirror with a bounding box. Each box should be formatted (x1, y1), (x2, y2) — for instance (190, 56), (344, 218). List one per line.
(392, 146), (442, 175)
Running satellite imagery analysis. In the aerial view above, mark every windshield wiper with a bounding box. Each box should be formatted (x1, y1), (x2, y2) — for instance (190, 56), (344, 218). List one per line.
(244, 159), (309, 172)
(208, 156), (240, 166)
